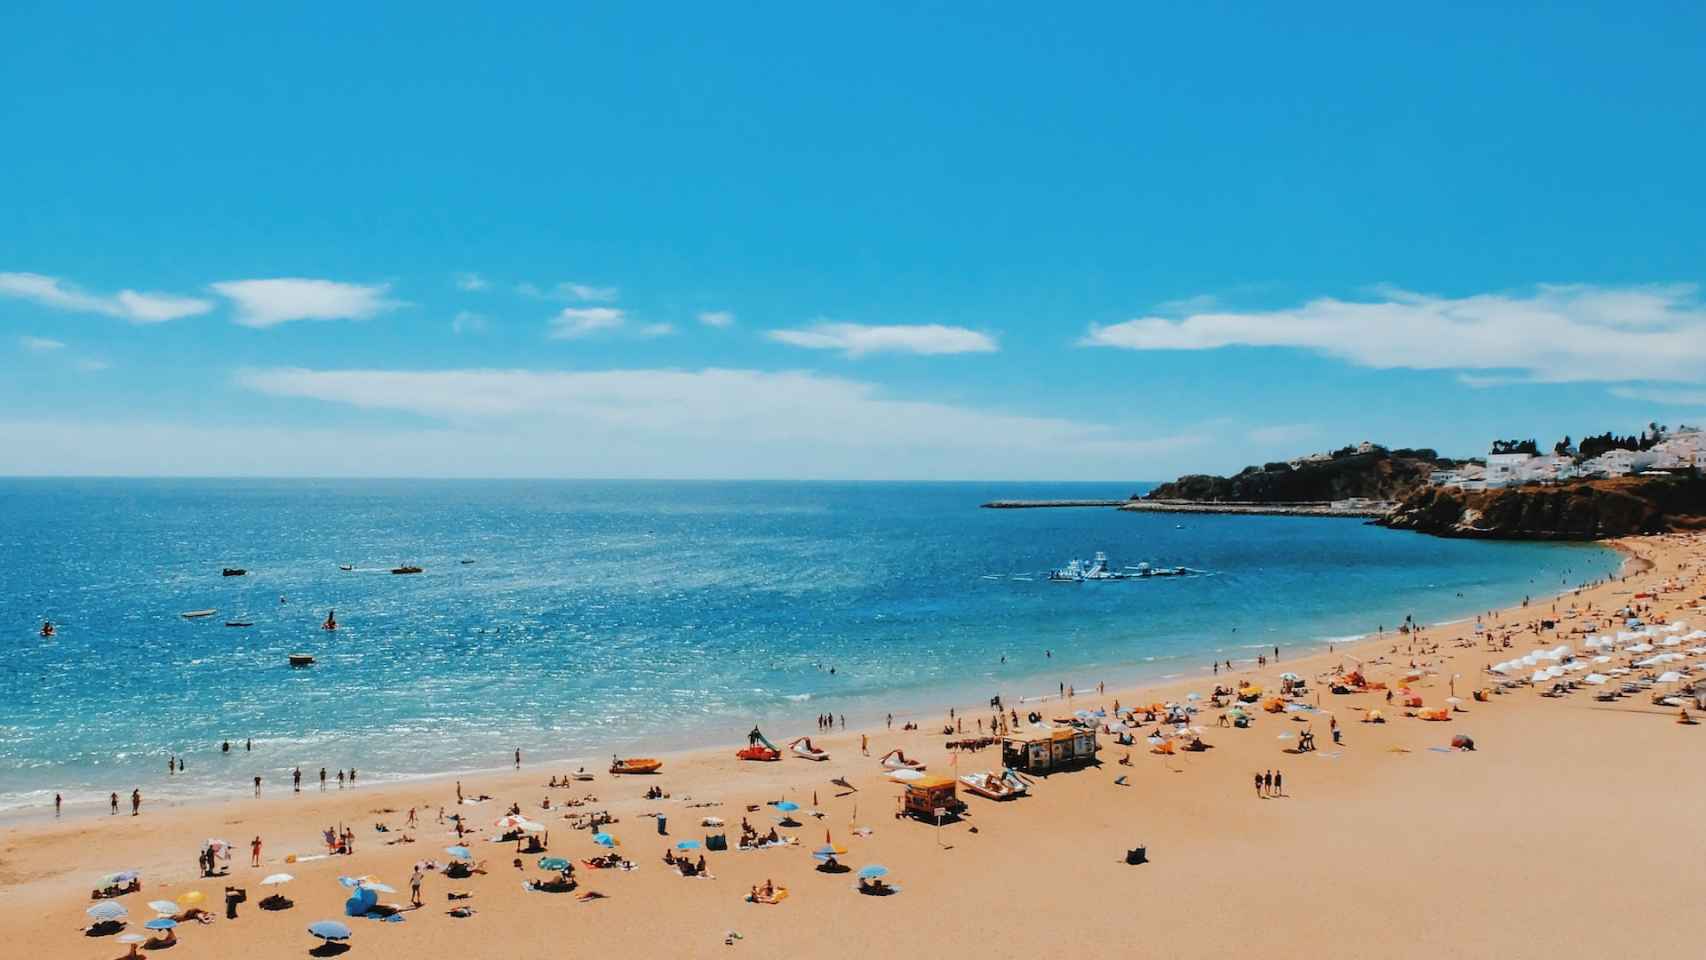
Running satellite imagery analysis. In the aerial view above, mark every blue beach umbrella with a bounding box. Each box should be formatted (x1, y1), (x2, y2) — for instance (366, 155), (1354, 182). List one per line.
(592, 832), (617, 847)
(444, 846), (471, 860)
(675, 839), (701, 850)
(856, 864), (888, 879)
(336, 875), (365, 889)
(309, 920), (353, 941)
(775, 801), (800, 812)
(538, 857), (571, 871)
(87, 901), (129, 922)
(144, 918), (178, 931)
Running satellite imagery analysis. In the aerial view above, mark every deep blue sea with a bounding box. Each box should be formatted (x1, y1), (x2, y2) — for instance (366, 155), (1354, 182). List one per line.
(0, 479), (1619, 813)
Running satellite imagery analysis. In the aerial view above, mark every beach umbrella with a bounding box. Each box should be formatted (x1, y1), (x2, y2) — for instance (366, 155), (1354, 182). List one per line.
(1279, 672), (1301, 682)
(516, 819), (547, 833)
(492, 814), (528, 830)
(592, 832), (618, 847)
(538, 857), (571, 871)
(1583, 674), (1608, 684)
(144, 918), (177, 931)
(175, 891), (205, 908)
(147, 900), (180, 915)
(116, 934), (147, 945)
(260, 873), (294, 886)
(1530, 670), (1549, 684)
(887, 769), (924, 782)
(857, 864), (889, 879)
(775, 801), (800, 812)
(87, 902), (129, 922)
(813, 842), (847, 858)
(336, 876), (367, 889)
(1658, 671), (1684, 683)
(100, 870), (140, 886)
(1445, 697), (1463, 704)
(444, 846), (472, 860)
(308, 920), (352, 942)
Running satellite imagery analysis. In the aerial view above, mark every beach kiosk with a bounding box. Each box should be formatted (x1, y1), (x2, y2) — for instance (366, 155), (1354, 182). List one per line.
(1001, 727), (1099, 774)
(897, 775), (966, 821)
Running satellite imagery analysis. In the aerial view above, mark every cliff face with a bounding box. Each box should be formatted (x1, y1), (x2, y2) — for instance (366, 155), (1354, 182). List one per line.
(1143, 452), (1436, 503)
(1378, 476), (1706, 540)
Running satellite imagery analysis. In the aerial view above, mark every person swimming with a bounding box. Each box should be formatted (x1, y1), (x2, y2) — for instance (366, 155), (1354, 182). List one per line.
(40, 621), (54, 638)
(323, 609), (337, 631)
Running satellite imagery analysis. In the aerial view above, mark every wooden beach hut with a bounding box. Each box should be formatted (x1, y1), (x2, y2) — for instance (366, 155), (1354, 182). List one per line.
(1001, 727), (1099, 774)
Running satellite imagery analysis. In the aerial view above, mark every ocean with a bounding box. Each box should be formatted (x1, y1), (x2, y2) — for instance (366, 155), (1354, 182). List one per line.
(0, 479), (1619, 813)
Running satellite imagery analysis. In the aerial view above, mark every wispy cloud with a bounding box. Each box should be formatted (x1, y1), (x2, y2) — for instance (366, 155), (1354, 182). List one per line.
(0, 271), (213, 323)
(637, 322), (676, 338)
(75, 358), (112, 372)
(211, 278), (400, 329)
(519, 281), (619, 303)
(226, 366), (1205, 479)
(1609, 385), (1706, 406)
(1081, 284), (1706, 383)
(454, 272), (489, 292)
(19, 335), (65, 352)
(547, 307), (625, 339)
(767, 322), (998, 357)
(697, 310), (735, 329)
(452, 310), (488, 334)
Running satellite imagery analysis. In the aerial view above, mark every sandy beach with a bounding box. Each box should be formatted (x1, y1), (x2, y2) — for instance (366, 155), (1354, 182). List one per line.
(10, 532), (1706, 960)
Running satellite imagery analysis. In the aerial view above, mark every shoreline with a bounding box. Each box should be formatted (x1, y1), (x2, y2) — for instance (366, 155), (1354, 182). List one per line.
(11, 533), (1702, 960)
(9, 539), (1628, 826)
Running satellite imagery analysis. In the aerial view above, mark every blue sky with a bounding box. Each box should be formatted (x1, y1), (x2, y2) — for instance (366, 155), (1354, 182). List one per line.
(3, 2), (1704, 479)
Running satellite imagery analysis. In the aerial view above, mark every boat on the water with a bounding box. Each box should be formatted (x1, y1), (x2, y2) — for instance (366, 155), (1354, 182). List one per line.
(338, 564), (354, 571)
(959, 769), (1029, 800)
(459, 559), (476, 565)
(1049, 553), (1195, 581)
(181, 609), (217, 620)
(391, 565), (423, 575)
(222, 568), (247, 577)
(610, 757), (662, 775)
(789, 736), (829, 761)
(224, 620), (253, 628)
(288, 653), (315, 667)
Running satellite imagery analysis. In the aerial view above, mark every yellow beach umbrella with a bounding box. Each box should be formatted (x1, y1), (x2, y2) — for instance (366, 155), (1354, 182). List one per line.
(177, 890), (205, 908)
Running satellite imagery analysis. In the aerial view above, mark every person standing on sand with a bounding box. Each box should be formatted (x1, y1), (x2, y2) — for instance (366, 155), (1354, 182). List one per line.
(251, 836), (262, 867)
(254, 775), (262, 797)
(131, 788), (140, 815)
(861, 734), (868, 755)
(1263, 770), (1273, 797)
(410, 864), (424, 907)
(1274, 770), (1284, 797)
(456, 781), (463, 803)
(1253, 772), (1263, 798)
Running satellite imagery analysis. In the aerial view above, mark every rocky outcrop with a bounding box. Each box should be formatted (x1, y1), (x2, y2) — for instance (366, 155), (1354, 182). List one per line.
(1378, 476), (1706, 540)
(1142, 451), (1437, 504)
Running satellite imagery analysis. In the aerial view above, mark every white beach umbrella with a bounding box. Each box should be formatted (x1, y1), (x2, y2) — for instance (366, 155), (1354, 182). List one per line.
(1628, 644), (1655, 653)
(1593, 655), (1612, 664)
(1530, 670), (1550, 684)
(887, 769), (925, 782)
(261, 873), (294, 886)
(1583, 674), (1608, 685)
(1657, 671), (1684, 683)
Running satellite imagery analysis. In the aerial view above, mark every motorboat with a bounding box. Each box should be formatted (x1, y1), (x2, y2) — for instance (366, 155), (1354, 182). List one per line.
(288, 653), (315, 667)
(609, 757), (662, 775)
(789, 736), (829, 761)
(222, 568), (247, 577)
(224, 620), (253, 628)
(181, 609), (217, 620)
(391, 565), (423, 575)
(338, 564), (354, 571)
(959, 769), (1029, 800)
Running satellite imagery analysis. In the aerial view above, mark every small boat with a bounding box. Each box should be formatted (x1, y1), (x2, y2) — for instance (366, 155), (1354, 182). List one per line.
(288, 653), (316, 667)
(224, 620), (254, 628)
(959, 770), (1028, 800)
(878, 748), (925, 772)
(391, 565), (423, 575)
(338, 564), (354, 571)
(570, 771), (595, 782)
(181, 609), (217, 620)
(459, 559), (476, 565)
(788, 736), (829, 761)
(222, 568), (247, 577)
(609, 757), (661, 775)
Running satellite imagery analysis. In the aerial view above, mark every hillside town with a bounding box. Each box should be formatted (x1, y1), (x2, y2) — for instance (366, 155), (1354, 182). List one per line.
(1432, 424), (1704, 490)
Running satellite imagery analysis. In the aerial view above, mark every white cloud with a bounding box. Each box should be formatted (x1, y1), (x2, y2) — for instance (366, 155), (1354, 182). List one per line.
(454, 272), (489, 292)
(1609, 386), (1706, 406)
(211, 278), (399, 328)
(548, 307), (625, 339)
(75, 358), (112, 372)
(19, 335), (65, 352)
(0, 271), (212, 323)
(452, 310), (488, 334)
(520, 281), (619, 302)
(637, 322), (676, 338)
(1082, 284), (1706, 383)
(767, 322), (998, 357)
(222, 366), (1206, 479)
(697, 310), (735, 328)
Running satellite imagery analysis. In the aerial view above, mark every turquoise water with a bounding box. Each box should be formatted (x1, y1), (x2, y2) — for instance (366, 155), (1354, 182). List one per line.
(0, 479), (1618, 812)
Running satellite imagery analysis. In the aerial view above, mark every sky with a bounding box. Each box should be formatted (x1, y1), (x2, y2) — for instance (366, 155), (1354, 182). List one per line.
(2, 2), (1704, 480)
